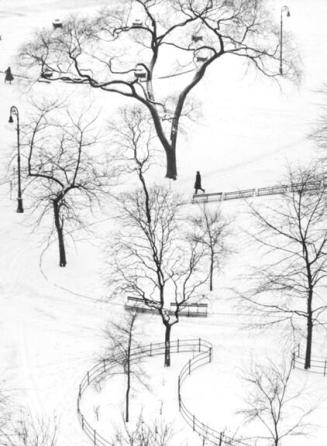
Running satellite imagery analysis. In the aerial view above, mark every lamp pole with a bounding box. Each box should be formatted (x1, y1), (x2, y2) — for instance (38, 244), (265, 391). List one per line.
(9, 105), (24, 213)
(280, 5), (290, 76)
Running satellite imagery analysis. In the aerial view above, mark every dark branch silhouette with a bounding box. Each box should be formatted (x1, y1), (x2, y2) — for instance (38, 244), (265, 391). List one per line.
(18, 0), (299, 179)
(106, 109), (208, 366)
(23, 101), (114, 267)
(240, 168), (327, 369)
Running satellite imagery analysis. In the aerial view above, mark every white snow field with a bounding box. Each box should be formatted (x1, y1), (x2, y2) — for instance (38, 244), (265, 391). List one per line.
(1, 1), (327, 446)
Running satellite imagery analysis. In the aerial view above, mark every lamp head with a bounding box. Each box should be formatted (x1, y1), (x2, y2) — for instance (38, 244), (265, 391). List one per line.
(282, 5), (290, 16)
(8, 115), (14, 123)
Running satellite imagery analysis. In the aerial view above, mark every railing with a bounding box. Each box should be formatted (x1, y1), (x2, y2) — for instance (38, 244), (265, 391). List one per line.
(77, 338), (251, 446)
(178, 342), (251, 446)
(292, 344), (327, 376)
(192, 181), (324, 204)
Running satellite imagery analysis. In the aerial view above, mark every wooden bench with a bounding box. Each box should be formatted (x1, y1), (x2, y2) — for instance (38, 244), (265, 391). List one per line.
(125, 297), (208, 318)
(125, 296), (159, 315)
(170, 302), (208, 318)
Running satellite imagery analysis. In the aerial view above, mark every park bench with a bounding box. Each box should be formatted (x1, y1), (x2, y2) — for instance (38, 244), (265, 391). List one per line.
(170, 302), (208, 318)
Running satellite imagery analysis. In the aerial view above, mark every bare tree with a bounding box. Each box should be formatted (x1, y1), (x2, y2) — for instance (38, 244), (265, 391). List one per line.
(189, 204), (231, 291)
(23, 101), (113, 267)
(112, 415), (174, 446)
(0, 385), (10, 445)
(240, 168), (327, 369)
(109, 185), (207, 367)
(239, 359), (314, 446)
(107, 109), (208, 367)
(18, 0), (298, 179)
(103, 312), (147, 423)
(2, 411), (58, 446)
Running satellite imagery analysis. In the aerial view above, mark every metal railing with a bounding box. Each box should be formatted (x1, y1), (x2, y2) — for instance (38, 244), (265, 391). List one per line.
(177, 342), (251, 446)
(192, 181), (323, 204)
(292, 344), (327, 376)
(77, 338), (251, 446)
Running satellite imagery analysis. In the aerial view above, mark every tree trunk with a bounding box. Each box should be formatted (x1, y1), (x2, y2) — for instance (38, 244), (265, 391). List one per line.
(164, 324), (172, 367)
(305, 290), (313, 369)
(209, 253), (214, 291)
(165, 148), (177, 180)
(126, 361), (130, 422)
(125, 312), (136, 422)
(53, 201), (67, 267)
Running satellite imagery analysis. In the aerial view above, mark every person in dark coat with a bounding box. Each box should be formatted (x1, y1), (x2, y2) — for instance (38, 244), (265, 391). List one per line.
(194, 171), (205, 194)
(4, 66), (14, 84)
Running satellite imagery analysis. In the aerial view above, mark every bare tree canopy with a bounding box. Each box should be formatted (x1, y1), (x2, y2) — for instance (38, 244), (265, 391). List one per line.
(19, 0), (298, 179)
(23, 100), (114, 267)
(111, 415), (174, 446)
(1, 408), (58, 446)
(108, 185), (208, 366)
(102, 313), (147, 423)
(240, 168), (327, 369)
(239, 360), (314, 446)
(189, 204), (231, 291)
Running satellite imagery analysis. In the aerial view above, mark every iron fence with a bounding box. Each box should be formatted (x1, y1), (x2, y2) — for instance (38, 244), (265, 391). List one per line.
(77, 338), (251, 446)
(292, 344), (327, 376)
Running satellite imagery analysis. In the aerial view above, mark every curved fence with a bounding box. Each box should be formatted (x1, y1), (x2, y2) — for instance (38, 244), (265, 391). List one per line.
(292, 344), (327, 376)
(178, 343), (251, 446)
(77, 338), (251, 446)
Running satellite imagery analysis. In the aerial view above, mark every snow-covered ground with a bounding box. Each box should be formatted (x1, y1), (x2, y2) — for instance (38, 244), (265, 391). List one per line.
(1, 1), (327, 446)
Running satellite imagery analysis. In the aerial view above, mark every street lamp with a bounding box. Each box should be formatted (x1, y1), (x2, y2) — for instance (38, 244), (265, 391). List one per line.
(8, 105), (24, 213)
(280, 5), (291, 76)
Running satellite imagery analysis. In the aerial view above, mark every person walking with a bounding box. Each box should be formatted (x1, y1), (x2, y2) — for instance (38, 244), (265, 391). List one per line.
(4, 66), (14, 84)
(194, 171), (205, 194)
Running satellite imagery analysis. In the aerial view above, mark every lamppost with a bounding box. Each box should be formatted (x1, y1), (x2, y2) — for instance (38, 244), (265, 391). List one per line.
(9, 105), (24, 213)
(280, 5), (291, 75)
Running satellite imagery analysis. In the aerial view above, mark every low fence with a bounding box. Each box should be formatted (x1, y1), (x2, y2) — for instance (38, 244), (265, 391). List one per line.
(292, 344), (327, 376)
(77, 338), (251, 446)
(192, 181), (323, 204)
(178, 342), (251, 446)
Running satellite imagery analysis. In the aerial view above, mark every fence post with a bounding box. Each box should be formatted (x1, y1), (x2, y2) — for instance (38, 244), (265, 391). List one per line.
(324, 361), (327, 377)
(189, 359), (191, 375)
(87, 371), (90, 385)
(93, 429), (96, 446)
(198, 338), (201, 352)
(177, 339), (180, 353)
(209, 348), (212, 363)
(297, 343), (300, 358)
(292, 352), (295, 369)
(103, 359), (106, 372)
(178, 392), (181, 410)
(192, 415), (195, 431)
